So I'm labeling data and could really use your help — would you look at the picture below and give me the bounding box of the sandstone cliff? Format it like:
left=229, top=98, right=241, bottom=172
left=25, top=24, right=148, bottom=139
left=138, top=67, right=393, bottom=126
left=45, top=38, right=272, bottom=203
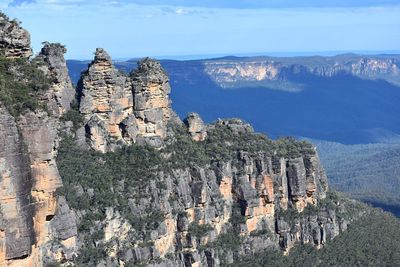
left=0, top=12, right=32, bottom=59
left=78, top=49, right=176, bottom=152
left=0, top=14, right=77, bottom=266
left=35, top=42, right=75, bottom=117
left=202, top=56, right=400, bottom=89
left=0, top=11, right=379, bottom=267
left=56, top=115, right=368, bottom=266
left=0, top=107, right=77, bottom=267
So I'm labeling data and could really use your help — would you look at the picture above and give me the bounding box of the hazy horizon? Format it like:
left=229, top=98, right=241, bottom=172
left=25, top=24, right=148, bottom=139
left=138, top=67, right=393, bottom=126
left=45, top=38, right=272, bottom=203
left=2, top=0, right=400, bottom=59
left=65, top=50, right=400, bottom=61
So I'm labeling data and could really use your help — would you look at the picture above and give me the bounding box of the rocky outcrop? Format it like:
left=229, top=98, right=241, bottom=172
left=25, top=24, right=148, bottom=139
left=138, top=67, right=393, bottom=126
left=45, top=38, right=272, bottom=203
left=78, top=50, right=175, bottom=151
left=79, top=48, right=135, bottom=152
left=0, top=107, right=77, bottom=266
left=35, top=42, right=75, bottom=117
left=184, top=112, right=207, bottom=141
left=203, top=56, right=400, bottom=89
left=0, top=13, right=32, bottom=58
left=131, top=57, right=174, bottom=146
left=59, top=119, right=342, bottom=266
left=0, top=16, right=77, bottom=266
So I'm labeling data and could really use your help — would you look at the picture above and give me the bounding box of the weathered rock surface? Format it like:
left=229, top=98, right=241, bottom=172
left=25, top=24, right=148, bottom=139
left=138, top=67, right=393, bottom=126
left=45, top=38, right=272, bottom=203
left=203, top=56, right=400, bottom=89
left=0, top=17, right=77, bottom=266
left=35, top=42, right=75, bottom=116
left=184, top=112, right=207, bottom=141
left=131, top=57, right=174, bottom=146
left=79, top=48, right=135, bottom=152
left=0, top=13, right=32, bottom=58
left=59, top=119, right=349, bottom=266
left=0, top=107, right=77, bottom=266
left=0, top=104, right=33, bottom=262
left=78, top=50, right=176, bottom=151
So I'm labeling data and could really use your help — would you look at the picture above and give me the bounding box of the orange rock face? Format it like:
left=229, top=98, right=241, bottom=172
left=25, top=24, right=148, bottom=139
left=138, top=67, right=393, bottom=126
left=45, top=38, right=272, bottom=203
left=0, top=109, right=77, bottom=266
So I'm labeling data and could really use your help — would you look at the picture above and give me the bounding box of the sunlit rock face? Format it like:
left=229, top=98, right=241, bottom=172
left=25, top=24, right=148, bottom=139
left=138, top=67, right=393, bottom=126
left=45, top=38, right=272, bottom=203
left=184, top=112, right=207, bottom=141
left=35, top=42, right=76, bottom=117
left=78, top=48, right=135, bottom=152
left=0, top=14, right=77, bottom=266
left=202, top=56, right=400, bottom=90
left=131, top=57, right=174, bottom=146
left=0, top=13, right=32, bottom=59
left=0, top=107, right=77, bottom=267
left=78, top=50, right=176, bottom=152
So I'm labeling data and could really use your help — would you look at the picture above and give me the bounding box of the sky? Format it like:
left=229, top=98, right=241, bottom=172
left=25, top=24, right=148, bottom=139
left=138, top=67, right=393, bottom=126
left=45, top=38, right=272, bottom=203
left=1, top=0, right=400, bottom=59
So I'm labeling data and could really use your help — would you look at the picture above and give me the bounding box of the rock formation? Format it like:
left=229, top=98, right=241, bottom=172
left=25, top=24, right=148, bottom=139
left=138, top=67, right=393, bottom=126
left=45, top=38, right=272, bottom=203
left=0, top=13, right=32, bottom=58
left=203, top=56, right=400, bottom=89
left=0, top=107, right=77, bottom=266
left=79, top=48, right=135, bottom=152
left=0, top=14, right=77, bottom=266
left=35, top=42, right=76, bottom=117
left=184, top=112, right=207, bottom=141
left=131, top=57, right=174, bottom=146
left=0, top=11, right=381, bottom=267
left=78, top=50, right=175, bottom=151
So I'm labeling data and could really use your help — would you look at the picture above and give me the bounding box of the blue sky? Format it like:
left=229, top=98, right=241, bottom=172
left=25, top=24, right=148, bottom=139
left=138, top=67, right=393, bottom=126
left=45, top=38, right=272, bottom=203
left=2, top=0, right=400, bottom=59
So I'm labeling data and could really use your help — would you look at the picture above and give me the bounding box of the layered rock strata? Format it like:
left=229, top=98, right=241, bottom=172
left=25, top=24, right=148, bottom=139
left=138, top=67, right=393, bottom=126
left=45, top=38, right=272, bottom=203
left=0, top=13, right=32, bottom=58
left=184, top=112, right=207, bottom=141
left=0, top=108, right=77, bottom=266
left=0, top=15, right=77, bottom=266
left=63, top=119, right=342, bottom=266
left=203, top=57, right=400, bottom=88
left=78, top=49, right=175, bottom=151
left=79, top=48, right=135, bottom=152
left=35, top=42, right=75, bottom=117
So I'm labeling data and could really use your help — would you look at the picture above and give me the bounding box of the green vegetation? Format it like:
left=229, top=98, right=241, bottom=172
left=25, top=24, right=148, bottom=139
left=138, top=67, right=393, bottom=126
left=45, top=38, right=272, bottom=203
left=60, top=100, right=84, bottom=130
left=211, top=233, right=242, bottom=250
left=0, top=57, right=49, bottom=116
left=314, top=140, right=400, bottom=214
left=56, top=122, right=318, bottom=265
left=57, top=122, right=316, bottom=227
left=232, top=209, right=400, bottom=266
left=164, top=123, right=315, bottom=170
left=188, top=223, right=213, bottom=237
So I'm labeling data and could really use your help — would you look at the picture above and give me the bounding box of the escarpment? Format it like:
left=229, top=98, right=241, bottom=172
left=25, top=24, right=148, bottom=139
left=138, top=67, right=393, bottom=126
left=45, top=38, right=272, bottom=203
left=0, top=14, right=77, bottom=266
left=0, top=108, right=77, bottom=266
left=203, top=56, right=400, bottom=89
left=0, top=11, right=381, bottom=267
left=78, top=49, right=176, bottom=152
left=58, top=113, right=366, bottom=266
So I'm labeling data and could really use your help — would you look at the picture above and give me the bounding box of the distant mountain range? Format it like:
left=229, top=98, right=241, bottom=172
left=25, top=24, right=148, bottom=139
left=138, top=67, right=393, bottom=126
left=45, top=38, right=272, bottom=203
left=68, top=53, right=400, bottom=145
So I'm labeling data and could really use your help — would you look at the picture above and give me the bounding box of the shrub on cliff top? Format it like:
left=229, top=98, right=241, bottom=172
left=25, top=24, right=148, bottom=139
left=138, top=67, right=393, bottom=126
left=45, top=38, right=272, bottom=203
left=0, top=57, right=49, bottom=116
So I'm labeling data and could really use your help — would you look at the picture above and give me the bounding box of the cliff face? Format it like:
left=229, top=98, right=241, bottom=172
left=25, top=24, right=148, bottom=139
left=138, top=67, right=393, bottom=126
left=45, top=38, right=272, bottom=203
left=35, top=42, right=76, bottom=117
left=202, top=56, right=400, bottom=89
left=0, top=104, right=33, bottom=263
left=0, top=11, right=378, bottom=267
left=78, top=49, right=175, bottom=152
left=57, top=114, right=365, bottom=266
left=0, top=108, right=77, bottom=266
left=0, top=14, right=77, bottom=266
left=0, top=13, right=32, bottom=59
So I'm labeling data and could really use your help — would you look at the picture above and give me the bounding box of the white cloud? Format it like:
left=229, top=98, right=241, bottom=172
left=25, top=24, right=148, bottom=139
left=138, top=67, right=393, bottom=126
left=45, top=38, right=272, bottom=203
left=175, top=8, right=187, bottom=15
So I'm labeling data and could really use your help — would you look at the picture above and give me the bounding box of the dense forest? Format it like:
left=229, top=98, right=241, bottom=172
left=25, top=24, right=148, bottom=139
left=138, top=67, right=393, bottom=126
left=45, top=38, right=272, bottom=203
left=314, top=140, right=400, bottom=216
left=233, top=208, right=400, bottom=266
